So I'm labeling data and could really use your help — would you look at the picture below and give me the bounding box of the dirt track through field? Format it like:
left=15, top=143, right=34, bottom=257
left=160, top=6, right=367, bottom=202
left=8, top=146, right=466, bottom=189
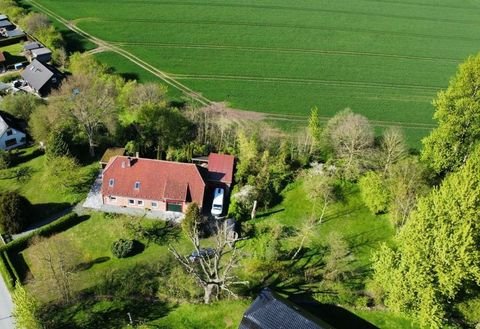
left=26, top=0, right=438, bottom=131
left=27, top=0, right=212, bottom=106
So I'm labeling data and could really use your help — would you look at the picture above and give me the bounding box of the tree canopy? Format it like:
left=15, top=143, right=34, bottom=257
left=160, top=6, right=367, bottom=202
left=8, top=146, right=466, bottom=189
left=372, top=146, right=480, bottom=328
left=422, top=53, right=480, bottom=174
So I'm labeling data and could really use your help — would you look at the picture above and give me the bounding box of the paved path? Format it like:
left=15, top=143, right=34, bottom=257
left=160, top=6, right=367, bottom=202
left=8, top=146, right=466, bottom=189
left=0, top=272, right=14, bottom=329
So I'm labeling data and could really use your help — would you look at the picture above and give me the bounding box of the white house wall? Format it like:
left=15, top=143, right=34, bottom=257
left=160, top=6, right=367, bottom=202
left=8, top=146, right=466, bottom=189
left=0, top=128, right=26, bottom=150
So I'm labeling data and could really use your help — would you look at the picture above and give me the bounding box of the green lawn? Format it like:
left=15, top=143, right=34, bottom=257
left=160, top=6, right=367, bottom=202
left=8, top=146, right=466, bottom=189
left=28, top=0, right=480, bottom=143
left=0, top=147, right=95, bottom=224
left=17, top=177, right=420, bottom=328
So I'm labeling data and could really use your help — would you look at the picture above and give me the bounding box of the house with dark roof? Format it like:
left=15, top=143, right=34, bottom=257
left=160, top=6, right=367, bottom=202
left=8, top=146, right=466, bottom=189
left=21, top=59, right=61, bottom=96
left=101, top=153, right=235, bottom=214
left=0, top=111, right=27, bottom=150
left=239, top=289, right=336, bottom=329
left=29, top=47, right=52, bottom=63
left=23, top=41, right=42, bottom=52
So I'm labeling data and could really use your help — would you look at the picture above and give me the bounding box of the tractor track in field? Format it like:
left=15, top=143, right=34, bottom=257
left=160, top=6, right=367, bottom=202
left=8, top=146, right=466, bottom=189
left=97, top=18, right=480, bottom=43
left=263, top=113, right=436, bottom=129
left=67, top=0, right=480, bottom=25
left=27, top=0, right=438, bottom=132
left=171, top=74, right=441, bottom=92
left=27, top=0, right=212, bottom=106
left=111, top=41, right=460, bottom=64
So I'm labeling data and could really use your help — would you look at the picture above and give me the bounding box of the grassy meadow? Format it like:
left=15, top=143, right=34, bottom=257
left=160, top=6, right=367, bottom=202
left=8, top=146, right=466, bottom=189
left=14, top=179, right=421, bottom=328
left=28, top=0, right=480, bottom=143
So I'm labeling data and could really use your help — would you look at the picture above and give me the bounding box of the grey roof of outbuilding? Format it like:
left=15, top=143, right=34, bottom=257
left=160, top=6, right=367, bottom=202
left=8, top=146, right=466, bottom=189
left=31, top=47, right=52, bottom=56
left=6, top=28, right=24, bottom=38
left=0, top=20, right=13, bottom=28
left=24, top=41, right=42, bottom=51
left=21, top=59, right=54, bottom=91
left=239, top=289, right=336, bottom=329
left=0, top=111, right=26, bottom=136
left=0, top=15, right=8, bottom=21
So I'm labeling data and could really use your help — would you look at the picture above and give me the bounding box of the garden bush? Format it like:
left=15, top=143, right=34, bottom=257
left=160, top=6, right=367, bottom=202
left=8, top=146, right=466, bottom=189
left=111, top=239, right=134, bottom=258
left=0, top=191, right=31, bottom=234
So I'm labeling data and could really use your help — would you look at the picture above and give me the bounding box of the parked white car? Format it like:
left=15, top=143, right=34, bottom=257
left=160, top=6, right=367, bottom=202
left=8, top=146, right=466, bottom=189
left=211, top=187, right=224, bottom=216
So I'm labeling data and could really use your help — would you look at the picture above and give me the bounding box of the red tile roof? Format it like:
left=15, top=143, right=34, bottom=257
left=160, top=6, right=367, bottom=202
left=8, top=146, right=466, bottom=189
left=102, top=156, right=205, bottom=204
left=208, top=153, right=235, bottom=185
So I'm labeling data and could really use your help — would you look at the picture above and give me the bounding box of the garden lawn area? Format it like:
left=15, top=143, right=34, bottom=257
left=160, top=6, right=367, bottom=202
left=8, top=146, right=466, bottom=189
left=21, top=211, right=190, bottom=301
left=149, top=300, right=250, bottom=329
left=30, top=0, right=480, bottom=144
left=18, top=179, right=420, bottom=328
left=0, top=147, right=96, bottom=225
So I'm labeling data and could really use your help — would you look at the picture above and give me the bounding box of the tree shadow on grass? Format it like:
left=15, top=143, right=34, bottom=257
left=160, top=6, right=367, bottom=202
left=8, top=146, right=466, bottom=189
left=75, top=256, right=111, bottom=272
left=9, top=148, right=43, bottom=166
left=256, top=208, right=285, bottom=219
left=289, top=293, right=379, bottom=329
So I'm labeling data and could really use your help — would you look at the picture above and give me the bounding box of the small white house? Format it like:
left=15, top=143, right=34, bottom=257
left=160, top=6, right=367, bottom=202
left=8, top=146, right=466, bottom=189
left=0, top=111, right=26, bottom=151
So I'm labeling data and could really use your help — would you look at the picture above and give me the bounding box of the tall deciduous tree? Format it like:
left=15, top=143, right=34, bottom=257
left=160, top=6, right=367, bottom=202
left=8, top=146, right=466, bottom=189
left=387, top=157, right=428, bottom=227
left=359, top=171, right=390, bottom=215
left=303, top=166, right=336, bottom=224
left=324, top=109, right=374, bottom=180
left=1, top=93, right=43, bottom=122
left=29, top=235, right=82, bottom=303
left=136, top=104, right=194, bottom=159
left=308, top=106, right=322, bottom=154
left=380, top=127, right=407, bottom=175
left=53, top=73, right=117, bottom=156
left=422, top=53, right=480, bottom=174
left=372, top=146, right=480, bottom=328
left=169, top=220, right=247, bottom=304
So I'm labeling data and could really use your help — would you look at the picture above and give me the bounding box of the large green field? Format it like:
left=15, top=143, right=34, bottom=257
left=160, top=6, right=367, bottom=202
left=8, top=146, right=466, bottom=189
left=29, top=0, right=480, bottom=141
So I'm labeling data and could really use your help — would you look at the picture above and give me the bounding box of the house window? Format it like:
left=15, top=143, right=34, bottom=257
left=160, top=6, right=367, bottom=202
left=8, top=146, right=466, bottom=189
left=6, top=129, right=13, bottom=136
left=109, top=196, right=116, bottom=201
left=137, top=200, right=143, bottom=206
left=151, top=202, right=158, bottom=208
left=128, top=199, right=135, bottom=205
left=5, top=138, right=16, bottom=147
left=134, top=181, right=140, bottom=190
left=109, top=178, right=115, bottom=187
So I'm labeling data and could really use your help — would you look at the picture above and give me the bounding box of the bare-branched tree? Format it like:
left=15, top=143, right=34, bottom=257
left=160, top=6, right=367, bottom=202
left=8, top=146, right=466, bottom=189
left=380, top=127, right=407, bottom=175
left=325, top=109, right=374, bottom=179
left=169, top=219, right=247, bottom=304
left=52, top=73, right=117, bottom=156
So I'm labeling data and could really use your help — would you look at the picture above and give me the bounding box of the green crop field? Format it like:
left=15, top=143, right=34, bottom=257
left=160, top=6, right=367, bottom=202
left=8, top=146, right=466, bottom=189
left=28, top=0, right=480, bottom=143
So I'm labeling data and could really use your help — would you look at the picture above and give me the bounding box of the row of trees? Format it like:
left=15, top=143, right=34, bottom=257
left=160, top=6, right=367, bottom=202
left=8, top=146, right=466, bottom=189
left=371, top=53, right=480, bottom=328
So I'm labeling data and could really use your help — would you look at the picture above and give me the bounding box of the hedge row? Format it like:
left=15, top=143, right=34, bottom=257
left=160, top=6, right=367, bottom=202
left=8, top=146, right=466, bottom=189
left=0, top=212, right=85, bottom=253
left=0, top=251, right=14, bottom=290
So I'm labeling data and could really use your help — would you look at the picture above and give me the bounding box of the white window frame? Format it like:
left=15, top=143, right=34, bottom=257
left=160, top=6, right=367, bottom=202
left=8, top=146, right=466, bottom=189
left=128, top=199, right=135, bottom=205
left=109, top=178, right=114, bottom=187
left=134, top=181, right=140, bottom=190
left=137, top=200, right=143, bottom=206
left=151, top=201, right=158, bottom=208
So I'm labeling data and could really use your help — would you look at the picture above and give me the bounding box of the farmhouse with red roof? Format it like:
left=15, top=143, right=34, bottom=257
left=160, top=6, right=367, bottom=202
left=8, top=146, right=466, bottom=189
left=101, top=153, right=234, bottom=214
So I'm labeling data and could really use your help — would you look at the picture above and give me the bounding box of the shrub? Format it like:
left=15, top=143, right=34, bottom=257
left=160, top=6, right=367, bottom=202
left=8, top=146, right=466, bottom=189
left=111, top=239, right=134, bottom=258
left=0, top=191, right=31, bottom=234
left=0, top=150, right=11, bottom=170
left=359, top=171, right=390, bottom=214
